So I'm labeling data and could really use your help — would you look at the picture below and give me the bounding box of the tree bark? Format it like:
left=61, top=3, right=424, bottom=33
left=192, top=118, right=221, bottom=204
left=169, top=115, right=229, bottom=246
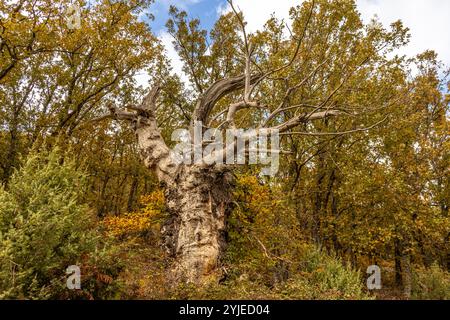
left=401, top=253, right=412, bottom=299
left=162, top=165, right=234, bottom=284
left=394, top=238, right=403, bottom=287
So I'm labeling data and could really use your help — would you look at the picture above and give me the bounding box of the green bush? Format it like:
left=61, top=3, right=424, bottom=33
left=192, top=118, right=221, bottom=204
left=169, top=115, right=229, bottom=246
left=412, top=263, right=450, bottom=300
left=160, top=247, right=371, bottom=300
left=281, top=249, right=371, bottom=300
left=0, top=149, right=123, bottom=299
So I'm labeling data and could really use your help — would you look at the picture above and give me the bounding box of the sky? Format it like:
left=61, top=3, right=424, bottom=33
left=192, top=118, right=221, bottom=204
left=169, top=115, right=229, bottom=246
left=138, top=0, right=450, bottom=86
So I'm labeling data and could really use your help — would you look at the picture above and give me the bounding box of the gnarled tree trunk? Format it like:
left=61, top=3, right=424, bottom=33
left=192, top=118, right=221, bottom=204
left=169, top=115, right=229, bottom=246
left=162, top=166, right=234, bottom=283
left=137, top=126, right=234, bottom=283
left=117, top=87, right=236, bottom=284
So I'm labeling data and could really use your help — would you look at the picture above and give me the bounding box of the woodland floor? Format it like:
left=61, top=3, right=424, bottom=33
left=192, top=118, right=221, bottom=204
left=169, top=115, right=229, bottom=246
left=117, top=239, right=410, bottom=300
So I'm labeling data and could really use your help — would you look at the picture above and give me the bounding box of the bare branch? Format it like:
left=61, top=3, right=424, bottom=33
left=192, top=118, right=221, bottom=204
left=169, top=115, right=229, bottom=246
left=274, top=110, right=342, bottom=133
left=141, top=85, right=161, bottom=113
left=228, top=0, right=249, bottom=54
left=279, top=116, right=388, bottom=136
left=262, top=57, right=331, bottom=127
left=89, top=85, right=162, bottom=125
left=225, top=100, right=266, bottom=128
left=89, top=104, right=137, bottom=124
left=88, top=114, right=114, bottom=123
left=108, top=105, right=138, bottom=122
left=193, top=73, right=262, bottom=124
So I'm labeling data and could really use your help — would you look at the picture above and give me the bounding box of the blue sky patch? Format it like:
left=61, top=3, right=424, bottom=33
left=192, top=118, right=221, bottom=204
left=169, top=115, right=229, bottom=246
left=149, top=0, right=225, bottom=35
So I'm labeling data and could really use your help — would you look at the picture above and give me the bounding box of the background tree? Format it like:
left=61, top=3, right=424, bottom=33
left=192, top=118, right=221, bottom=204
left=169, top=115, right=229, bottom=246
left=0, top=0, right=163, bottom=214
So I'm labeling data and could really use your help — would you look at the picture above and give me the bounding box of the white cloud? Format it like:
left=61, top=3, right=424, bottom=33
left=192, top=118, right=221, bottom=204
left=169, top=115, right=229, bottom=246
left=158, top=30, right=186, bottom=79
left=217, top=0, right=295, bottom=33
left=220, top=0, right=450, bottom=66
left=134, top=71, right=151, bottom=88
left=139, top=0, right=450, bottom=88
left=357, top=0, right=450, bottom=65
left=135, top=31, right=189, bottom=88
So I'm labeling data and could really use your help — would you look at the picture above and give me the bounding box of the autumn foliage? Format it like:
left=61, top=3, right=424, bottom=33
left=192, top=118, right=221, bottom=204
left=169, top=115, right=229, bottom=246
left=0, top=0, right=448, bottom=300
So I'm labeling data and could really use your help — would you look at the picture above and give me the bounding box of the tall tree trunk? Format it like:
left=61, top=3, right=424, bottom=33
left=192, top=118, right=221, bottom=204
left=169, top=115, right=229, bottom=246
left=394, top=238, right=403, bottom=287
left=312, top=152, right=326, bottom=246
left=126, top=91, right=235, bottom=284
left=446, top=232, right=450, bottom=273
left=395, top=235, right=412, bottom=298
left=127, top=175, right=139, bottom=212
left=162, top=166, right=234, bottom=284
left=401, top=253, right=412, bottom=298
left=2, top=116, right=19, bottom=182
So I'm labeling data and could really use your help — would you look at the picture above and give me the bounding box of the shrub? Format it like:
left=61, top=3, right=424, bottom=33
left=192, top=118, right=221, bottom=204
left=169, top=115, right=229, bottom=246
left=283, top=249, right=371, bottom=300
left=412, top=263, right=450, bottom=300
left=0, top=149, right=123, bottom=299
